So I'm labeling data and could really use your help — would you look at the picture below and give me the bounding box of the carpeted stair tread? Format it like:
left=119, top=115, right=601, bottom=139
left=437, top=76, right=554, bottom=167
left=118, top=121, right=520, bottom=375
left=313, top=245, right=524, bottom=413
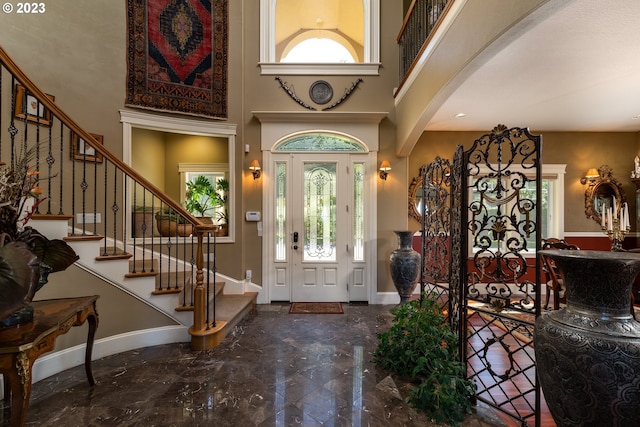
left=175, top=281, right=226, bottom=311
left=156, top=271, right=192, bottom=289
left=215, top=293, right=257, bottom=330
left=129, top=258, right=159, bottom=272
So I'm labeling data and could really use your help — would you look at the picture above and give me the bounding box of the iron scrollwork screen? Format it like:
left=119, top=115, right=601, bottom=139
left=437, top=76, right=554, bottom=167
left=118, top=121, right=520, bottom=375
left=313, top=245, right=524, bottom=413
left=460, top=124, right=543, bottom=426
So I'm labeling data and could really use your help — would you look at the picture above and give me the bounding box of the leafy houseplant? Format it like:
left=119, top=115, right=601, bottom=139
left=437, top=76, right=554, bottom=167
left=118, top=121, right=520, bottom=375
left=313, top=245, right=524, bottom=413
left=185, top=175, right=219, bottom=221
left=374, top=296, right=476, bottom=426
left=214, top=178, right=229, bottom=236
left=0, top=150, right=79, bottom=325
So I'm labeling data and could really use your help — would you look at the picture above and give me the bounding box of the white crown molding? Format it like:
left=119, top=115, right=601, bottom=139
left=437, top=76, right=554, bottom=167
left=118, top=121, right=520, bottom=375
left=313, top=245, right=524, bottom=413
left=252, top=111, right=387, bottom=124
left=259, top=63, right=381, bottom=76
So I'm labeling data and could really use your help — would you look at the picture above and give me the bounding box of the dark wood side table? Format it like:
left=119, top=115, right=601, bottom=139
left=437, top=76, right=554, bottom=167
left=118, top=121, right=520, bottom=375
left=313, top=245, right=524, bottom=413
left=0, top=296, right=99, bottom=427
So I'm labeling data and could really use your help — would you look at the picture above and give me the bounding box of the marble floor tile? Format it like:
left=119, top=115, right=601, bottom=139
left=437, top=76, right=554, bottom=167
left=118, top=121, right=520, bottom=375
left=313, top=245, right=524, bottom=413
left=4, top=303, right=506, bottom=426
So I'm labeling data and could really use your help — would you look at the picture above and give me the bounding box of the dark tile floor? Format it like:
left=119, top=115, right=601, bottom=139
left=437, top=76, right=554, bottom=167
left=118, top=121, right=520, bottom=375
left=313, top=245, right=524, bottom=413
left=15, top=303, right=506, bottom=426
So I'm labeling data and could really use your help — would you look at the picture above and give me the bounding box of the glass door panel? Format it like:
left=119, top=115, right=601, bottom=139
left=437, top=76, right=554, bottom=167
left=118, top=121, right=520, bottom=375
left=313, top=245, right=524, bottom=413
left=303, top=163, right=337, bottom=262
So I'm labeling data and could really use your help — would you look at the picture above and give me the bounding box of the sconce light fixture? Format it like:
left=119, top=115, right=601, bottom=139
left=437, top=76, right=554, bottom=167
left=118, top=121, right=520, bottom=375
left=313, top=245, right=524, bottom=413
left=249, top=159, right=262, bottom=180
left=379, top=160, right=391, bottom=180
left=580, top=167, right=600, bottom=186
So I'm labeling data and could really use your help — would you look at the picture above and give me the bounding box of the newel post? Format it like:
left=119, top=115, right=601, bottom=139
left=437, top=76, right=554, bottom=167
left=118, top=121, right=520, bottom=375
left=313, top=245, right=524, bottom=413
left=192, top=229, right=207, bottom=331
left=189, top=223, right=225, bottom=350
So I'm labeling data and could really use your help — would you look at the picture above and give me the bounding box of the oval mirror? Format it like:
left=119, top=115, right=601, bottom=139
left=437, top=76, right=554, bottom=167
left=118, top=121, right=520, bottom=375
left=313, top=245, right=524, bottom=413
left=408, top=165, right=427, bottom=222
left=581, top=165, right=625, bottom=225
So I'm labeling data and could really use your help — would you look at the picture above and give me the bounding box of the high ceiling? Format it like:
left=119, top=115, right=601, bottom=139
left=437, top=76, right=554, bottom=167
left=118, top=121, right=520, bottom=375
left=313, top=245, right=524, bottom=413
left=425, top=0, right=640, bottom=133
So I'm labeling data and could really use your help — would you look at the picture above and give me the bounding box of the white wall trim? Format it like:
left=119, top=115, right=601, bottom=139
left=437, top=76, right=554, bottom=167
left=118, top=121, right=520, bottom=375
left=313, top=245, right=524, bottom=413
left=259, top=63, right=381, bottom=76
left=254, top=113, right=383, bottom=304
left=376, top=292, right=402, bottom=305
left=120, top=109, right=237, bottom=136
left=259, top=0, right=380, bottom=75
left=32, top=326, right=188, bottom=383
left=120, top=109, right=237, bottom=244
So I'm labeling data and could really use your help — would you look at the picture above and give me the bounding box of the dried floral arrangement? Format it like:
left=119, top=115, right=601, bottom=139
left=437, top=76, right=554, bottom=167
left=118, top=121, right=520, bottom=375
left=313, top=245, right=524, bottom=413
left=0, top=146, right=79, bottom=325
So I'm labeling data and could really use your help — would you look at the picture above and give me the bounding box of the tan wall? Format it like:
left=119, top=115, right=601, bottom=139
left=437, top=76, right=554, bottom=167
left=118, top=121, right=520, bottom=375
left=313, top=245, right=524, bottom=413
left=132, top=128, right=166, bottom=207
left=394, top=0, right=549, bottom=155
left=164, top=133, right=229, bottom=201
left=9, top=2, right=631, bottom=312
left=0, top=1, right=127, bottom=159
left=241, top=1, right=405, bottom=294
left=131, top=129, right=228, bottom=206
left=0, top=1, right=245, bottom=349
left=36, top=265, right=177, bottom=349
left=409, top=130, right=640, bottom=235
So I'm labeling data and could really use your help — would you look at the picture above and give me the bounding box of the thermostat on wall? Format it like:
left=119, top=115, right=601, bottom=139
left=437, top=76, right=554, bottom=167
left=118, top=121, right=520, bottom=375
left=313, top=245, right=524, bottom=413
left=245, top=211, right=261, bottom=222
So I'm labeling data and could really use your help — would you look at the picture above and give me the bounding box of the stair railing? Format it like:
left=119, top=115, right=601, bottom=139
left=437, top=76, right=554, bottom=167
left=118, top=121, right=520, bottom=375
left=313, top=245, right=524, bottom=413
left=0, top=44, right=219, bottom=348
left=397, top=0, right=452, bottom=90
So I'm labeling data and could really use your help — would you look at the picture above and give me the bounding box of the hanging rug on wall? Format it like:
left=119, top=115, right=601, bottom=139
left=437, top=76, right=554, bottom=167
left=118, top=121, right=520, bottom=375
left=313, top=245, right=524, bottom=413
left=126, top=0, right=228, bottom=119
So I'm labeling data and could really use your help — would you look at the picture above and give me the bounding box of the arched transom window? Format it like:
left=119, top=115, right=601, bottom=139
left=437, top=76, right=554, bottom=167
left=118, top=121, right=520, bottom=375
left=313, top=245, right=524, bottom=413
left=274, top=132, right=367, bottom=152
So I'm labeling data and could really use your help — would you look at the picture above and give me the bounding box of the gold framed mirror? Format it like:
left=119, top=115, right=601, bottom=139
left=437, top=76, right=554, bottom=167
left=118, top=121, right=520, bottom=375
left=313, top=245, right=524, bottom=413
left=408, top=165, right=427, bottom=222
left=580, top=164, right=626, bottom=224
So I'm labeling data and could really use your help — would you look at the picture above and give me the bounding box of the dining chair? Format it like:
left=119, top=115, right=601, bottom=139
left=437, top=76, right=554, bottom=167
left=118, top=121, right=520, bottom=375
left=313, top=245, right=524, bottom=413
left=541, top=238, right=579, bottom=310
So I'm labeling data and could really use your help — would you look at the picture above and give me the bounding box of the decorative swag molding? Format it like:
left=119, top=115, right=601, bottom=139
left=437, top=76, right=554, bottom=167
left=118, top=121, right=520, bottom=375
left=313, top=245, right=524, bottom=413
left=126, top=0, right=228, bottom=119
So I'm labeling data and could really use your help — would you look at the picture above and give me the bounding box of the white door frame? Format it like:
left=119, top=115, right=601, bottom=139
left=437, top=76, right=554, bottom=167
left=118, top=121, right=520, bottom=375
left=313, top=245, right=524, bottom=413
left=253, top=111, right=386, bottom=304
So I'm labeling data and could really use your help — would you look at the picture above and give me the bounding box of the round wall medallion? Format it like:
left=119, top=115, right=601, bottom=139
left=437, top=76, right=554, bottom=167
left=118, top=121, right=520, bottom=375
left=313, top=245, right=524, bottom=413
left=309, top=80, right=333, bottom=104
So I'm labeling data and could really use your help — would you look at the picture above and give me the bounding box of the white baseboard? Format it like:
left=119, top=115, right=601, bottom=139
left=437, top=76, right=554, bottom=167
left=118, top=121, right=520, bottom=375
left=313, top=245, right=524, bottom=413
left=32, top=325, right=188, bottom=383
left=375, top=292, right=402, bottom=305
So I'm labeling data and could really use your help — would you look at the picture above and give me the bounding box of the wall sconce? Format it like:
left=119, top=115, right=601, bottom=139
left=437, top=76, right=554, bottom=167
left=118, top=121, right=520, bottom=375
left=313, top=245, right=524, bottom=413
left=379, top=160, right=391, bottom=180
left=580, top=168, right=600, bottom=186
left=249, top=159, right=262, bottom=180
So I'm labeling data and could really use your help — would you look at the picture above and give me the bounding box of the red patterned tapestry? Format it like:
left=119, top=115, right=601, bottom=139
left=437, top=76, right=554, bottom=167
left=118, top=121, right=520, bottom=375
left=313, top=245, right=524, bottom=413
left=126, top=0, right=227, bottom=119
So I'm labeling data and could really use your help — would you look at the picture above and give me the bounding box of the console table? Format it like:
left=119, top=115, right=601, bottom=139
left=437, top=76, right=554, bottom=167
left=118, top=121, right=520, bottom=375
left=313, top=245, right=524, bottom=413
left=0, top=296, right=99, bottom=427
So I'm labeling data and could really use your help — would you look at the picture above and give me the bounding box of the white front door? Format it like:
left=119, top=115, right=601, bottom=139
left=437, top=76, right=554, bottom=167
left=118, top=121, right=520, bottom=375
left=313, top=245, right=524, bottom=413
left=268, top=152, right=372, bottom=302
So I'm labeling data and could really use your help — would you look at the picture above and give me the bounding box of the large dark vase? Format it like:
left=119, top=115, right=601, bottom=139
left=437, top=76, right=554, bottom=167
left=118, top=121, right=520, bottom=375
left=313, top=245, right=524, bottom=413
left=535, top=250, right=640, bottom=427
left=389, top=231, right=420, bottom=304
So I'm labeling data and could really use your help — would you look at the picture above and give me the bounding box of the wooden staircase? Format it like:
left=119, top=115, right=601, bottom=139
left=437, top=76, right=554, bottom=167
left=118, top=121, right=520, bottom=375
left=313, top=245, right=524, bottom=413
left=30, top=217, right=257, bottom=345
left=0, top=42, right=251, bottom=352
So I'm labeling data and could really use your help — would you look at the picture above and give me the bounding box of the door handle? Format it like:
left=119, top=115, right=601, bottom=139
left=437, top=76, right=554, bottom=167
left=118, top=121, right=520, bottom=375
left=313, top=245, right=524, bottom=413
left=292, top=231, right=299, bottom=250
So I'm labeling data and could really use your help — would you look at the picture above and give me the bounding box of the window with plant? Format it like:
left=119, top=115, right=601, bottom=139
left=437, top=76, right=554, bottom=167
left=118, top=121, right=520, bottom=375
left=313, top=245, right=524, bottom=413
left=185, top=175, right=219, bottom=218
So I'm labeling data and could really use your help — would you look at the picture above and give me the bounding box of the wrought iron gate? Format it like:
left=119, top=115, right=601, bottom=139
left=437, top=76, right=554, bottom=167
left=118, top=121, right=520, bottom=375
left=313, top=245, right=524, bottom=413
left=420, top=125, right=543, bottom=426
left=416, top=156, right=453, bottom=309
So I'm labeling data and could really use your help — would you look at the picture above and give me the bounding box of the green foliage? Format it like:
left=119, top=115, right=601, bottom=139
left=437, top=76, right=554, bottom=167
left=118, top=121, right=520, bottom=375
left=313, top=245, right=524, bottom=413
left=185, top=176, right=219, bottom=217
left=374, top=296, right=476, bottom=426
left=215, top=178, right=229, bottom=225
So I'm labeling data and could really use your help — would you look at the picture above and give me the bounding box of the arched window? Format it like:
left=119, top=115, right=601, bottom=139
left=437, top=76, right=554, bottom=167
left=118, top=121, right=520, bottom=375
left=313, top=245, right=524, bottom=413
left=282, top=38, right=356, bottom=63
left=260, top=0, right=380, bottom=75
left=273, top=132, right=367, bottom=152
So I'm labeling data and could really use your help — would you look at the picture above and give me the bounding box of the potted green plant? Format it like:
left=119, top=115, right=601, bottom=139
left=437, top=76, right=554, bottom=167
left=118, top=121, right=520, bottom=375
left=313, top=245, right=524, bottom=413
left=185, top=176, right=219, bottom=224
left=155, top=207, right=193, bottom=237
left=214, top=178, right=229, bottom=236
left=373, top=295, right=476, bottom=426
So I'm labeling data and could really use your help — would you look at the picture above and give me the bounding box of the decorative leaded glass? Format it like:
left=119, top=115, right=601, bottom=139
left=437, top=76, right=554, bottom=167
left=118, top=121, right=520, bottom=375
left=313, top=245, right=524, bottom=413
left=353, top=163, right=364, bottom=261
left=274, top=133, right=366, bottom=152
left=304, top=163, right=337, bottom=261
left=275, top=162, right=286, bottom=260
